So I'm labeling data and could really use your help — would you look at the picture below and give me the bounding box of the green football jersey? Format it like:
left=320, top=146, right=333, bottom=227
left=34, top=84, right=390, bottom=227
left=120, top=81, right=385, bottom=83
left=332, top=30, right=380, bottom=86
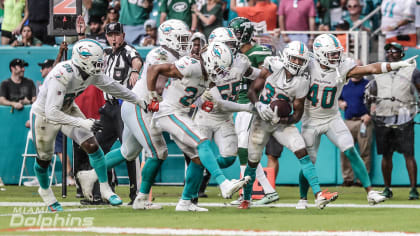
left=237, top=44, right=272, bottom=104
left=119, top=0, right=150, bottom=26
left=160, top=0, right=195, bottom=27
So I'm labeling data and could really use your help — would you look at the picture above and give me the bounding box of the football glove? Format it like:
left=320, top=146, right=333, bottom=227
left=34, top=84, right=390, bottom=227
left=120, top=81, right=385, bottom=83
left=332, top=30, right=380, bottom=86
left=201, top=100, right=214, bottom=112
left=254, top=102, right=274, bottom=121
left=390, top=55, right=418, bottom=71
left=80, top=119, right=104, bottom=133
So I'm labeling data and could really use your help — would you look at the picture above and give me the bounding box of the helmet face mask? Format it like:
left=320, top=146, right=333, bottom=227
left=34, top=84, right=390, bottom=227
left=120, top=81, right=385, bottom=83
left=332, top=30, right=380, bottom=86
left=283, top=41, right=309, bottom=75
left=208, top=27, right=239, bottom=56
left=228, top=17, right=254, bottom=46
left=201, top=42, right=233, bottom=82
left=158, top=19, right=192, bottom=56
left=72, top=39, right=104, bottom=75
left=313, top=34, right=344, bottom=69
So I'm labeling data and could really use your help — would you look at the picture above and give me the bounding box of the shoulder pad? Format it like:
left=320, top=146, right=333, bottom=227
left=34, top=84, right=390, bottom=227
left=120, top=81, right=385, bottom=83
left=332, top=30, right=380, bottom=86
left=263, top=56, right=283, bottom=73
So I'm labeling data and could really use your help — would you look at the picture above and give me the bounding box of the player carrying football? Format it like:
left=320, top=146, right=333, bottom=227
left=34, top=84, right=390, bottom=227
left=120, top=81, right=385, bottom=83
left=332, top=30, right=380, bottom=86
left=240, top=41, right=339, bottom=209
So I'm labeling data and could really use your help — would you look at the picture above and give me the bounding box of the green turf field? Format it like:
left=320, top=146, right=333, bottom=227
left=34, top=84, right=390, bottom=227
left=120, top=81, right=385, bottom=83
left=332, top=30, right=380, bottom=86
left=0, top=185, right=420, bottom=235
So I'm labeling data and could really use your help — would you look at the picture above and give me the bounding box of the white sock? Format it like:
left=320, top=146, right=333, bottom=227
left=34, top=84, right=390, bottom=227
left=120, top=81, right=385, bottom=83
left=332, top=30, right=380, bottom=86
left=256, top=163, right=275, bottom=194
left=240, top=165, right=246, bottom=178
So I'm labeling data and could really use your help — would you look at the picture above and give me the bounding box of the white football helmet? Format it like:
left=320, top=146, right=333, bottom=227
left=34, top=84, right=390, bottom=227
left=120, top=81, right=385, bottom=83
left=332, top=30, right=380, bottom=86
left=282, top=41, right=310, bottom=75
left=201, top=42, right=233, bottom=82
left=313, top=34, right=344, bottom=69
left=71, top=39, right=104, bottom=75
left=208, top=27, right=239, bottom=56
left=158, top=19, right=192, bottom=56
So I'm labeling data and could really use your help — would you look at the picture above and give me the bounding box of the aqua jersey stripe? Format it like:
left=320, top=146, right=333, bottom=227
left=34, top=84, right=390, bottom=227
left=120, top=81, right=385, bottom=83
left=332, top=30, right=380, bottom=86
left=327, top=34, right=339, bottom=48
left=135, top=106, right=158, bottom=158
left=168, top=115, right=201, bottom=143
left=300, top=42, right=304, bottom=55
left=78, top=39, right=104, bottom=50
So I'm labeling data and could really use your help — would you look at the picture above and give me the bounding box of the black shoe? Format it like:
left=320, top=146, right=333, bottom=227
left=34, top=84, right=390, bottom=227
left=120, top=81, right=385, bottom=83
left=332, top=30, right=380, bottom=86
left=198, top=192, right=208, bottom=198
left=80, top=198, right=108, bottom=205
left=191, top=197, right=198, bottom=205
left=128, top=199, right=134, bottom=205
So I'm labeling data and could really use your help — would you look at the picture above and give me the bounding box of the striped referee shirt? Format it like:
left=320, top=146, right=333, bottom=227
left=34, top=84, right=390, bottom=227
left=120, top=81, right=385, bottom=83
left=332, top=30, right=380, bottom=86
left=103, top=42, right=142, bottom=101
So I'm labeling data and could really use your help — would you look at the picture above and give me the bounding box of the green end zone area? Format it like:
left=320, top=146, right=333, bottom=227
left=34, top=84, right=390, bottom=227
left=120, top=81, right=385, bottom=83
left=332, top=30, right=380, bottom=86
left=0, top=186, right=419, bottom=235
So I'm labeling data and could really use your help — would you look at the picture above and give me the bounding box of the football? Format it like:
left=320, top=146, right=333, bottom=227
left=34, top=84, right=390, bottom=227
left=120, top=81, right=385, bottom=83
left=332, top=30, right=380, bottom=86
left=270, top=99, right=291, bottom=117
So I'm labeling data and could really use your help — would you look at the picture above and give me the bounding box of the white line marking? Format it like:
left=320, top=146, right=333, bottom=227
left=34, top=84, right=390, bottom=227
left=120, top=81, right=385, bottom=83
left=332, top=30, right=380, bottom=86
left=5, top=227, right=420, bottom=236
left=1, top=202, right=420, bottom=209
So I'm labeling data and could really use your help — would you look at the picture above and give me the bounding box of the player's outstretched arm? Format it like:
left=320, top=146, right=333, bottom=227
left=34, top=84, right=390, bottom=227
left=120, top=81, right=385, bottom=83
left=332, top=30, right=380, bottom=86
left=347, top=56, right=418, bottom=79
left=204, top=87, right=253, bottom=113
left=94, top=74, right=144, bottom=106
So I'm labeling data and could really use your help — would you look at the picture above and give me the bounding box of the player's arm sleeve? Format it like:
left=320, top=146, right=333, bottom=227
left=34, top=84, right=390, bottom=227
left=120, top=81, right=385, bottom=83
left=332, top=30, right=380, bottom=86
left=44, top=79, right=84, bottom=127
left=210, top=87, right=252, bottom=112
left=341, top=58, right=357, bottom=81
left=94, top=74, right=140, bottom=104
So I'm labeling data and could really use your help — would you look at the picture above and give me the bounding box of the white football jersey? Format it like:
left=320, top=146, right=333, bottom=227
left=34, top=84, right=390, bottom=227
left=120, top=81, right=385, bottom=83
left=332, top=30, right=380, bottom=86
left=381, top=0, right=416, bottom=38
left=302, top=58, right=356, bottom=124
left=258, top=65, right=310, bottom=106
left=155, top=56, right=210, bottom=117
left=132, top=46, right=178, bottom=101
left=204, top=54, right=250, bottom=120
left=32, top=60, right=138, bottom=127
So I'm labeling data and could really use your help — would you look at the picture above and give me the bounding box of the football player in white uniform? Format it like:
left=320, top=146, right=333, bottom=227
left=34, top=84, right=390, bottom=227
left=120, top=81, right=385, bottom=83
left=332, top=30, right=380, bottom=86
left=241, top=41, right=339, bottom=209
left=30, top=39, right=145, bottom=211
left=189, top=27, right=260, bottom=201
left=76, top=19, right=191, bottom=210
left=297, top=34, right=417, bottom=209
left=148, top=42, right=251, bottom=211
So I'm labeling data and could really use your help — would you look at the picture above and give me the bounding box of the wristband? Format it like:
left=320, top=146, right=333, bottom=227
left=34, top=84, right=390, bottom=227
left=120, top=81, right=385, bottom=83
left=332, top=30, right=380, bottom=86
left=78, top=33, right=85, bottom=36
left=381, top=63, right=389, bottom=73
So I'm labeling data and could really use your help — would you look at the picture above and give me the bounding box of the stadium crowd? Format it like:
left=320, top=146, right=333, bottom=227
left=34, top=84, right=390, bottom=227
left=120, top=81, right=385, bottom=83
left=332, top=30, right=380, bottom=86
left=0, top=0, right=419, bottom=211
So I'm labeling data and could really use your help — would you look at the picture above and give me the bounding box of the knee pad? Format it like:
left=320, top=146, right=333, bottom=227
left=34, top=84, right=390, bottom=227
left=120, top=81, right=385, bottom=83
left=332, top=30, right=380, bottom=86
left=250, top=129, right=265, bottom=145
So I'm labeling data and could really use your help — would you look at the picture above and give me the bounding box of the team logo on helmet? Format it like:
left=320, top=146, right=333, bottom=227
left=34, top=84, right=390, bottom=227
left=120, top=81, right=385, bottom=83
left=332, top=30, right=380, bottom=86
left=76, top=47, right=93, bottom=59
left=162, top=25, right=174, bottom=34
left=211, top=45, right=222, bottom=58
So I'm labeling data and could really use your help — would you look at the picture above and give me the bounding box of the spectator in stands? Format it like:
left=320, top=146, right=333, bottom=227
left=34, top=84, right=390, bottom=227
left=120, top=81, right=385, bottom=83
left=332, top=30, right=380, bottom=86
left=343, top=0, right=371, bottom=32
left=103, top=6, right=119, bottom=28
left=278, top=0, right=316, bottom=47
left=1, top=0, right=28, bottom=45
left=416, top=0, right=420, bottom=46
left=140, top=19, right=158, bottom=46
left=381, top=0, right=417, bottom=47
left=118, top=0, right=153, bottom=45
left=160, top=0, right=197, bottom=30
left=230, top=0, right=277, bottom=31
left=87, top=16, right=107, bottom=47
left=85, top=0, right=109, bottom=19
left=10, top=25, right=42, bottom=46
left=317, top=0, right=343, bottom=31
left=373, top=42, right=420, bottom=200
left=0, top=58, right=35, bottom=110
left=26, top=0, right=55, bottom=45
left=338, top=71, right=372, bottom=187
left=335, top=19, right=350, bottom=51
left=194, top=0, right=223, bottom=38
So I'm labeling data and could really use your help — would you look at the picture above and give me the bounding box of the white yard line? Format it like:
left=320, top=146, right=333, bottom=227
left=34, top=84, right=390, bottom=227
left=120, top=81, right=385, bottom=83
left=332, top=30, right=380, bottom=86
left=3, top=227, right=420, bottom=236
left=1, top=202, right=420, bottom=209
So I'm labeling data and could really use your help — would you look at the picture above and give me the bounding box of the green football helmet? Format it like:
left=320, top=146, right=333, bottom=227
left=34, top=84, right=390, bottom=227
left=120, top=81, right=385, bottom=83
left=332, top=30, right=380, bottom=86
left=228, top=17, right=254, bottom=46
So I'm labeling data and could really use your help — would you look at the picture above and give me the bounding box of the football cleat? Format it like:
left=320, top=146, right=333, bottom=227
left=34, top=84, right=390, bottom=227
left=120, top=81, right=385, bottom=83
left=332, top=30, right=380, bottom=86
left=133, top=194, right=162, bottom=210
left=315, top=189, right=338, bottom=210
left=38, top=187, right=63, bottom=212
left=175, top=199, right=208, bottom=212
left=219, top=176, right=251, bottom=199
left=296, top=199, right=308, bottom=210
left=409, top=188, right=419, bottom=200
left=100, top=183, right=122, bottom=206
left=77, top=169, right=98, bottom=201
left=238, top=200, right=251, bottom=209
left=367, top=190, right=386, bottom=205
left=230, top=195, right=244, bottom=205
left=254, top=192, right=279, bottom=205
left=381, top=187, right=393, bottom=199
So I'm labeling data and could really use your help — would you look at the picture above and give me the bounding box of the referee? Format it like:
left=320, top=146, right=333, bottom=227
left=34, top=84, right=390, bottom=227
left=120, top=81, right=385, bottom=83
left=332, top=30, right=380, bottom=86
left=97, top=22, right=143, bottom=204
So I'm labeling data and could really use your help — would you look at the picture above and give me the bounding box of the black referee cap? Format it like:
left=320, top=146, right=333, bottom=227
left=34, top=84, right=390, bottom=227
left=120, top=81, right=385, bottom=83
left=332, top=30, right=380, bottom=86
left=105, top=22, right=124, bottom=34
